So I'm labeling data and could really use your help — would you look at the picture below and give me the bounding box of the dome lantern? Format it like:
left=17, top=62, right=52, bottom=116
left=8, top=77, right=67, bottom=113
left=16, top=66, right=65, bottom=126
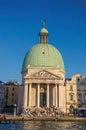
left=39, top=21, right=49, bottom=44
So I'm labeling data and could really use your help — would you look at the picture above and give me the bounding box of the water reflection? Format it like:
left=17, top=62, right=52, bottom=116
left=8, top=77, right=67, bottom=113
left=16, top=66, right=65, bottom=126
left=0, top=121, right=86, bottom=130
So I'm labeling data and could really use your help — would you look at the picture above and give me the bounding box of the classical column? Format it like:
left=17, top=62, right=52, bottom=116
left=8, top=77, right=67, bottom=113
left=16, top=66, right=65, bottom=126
left=29, top=83, right=32, bottom=107
left=57, top=84, right=59, bottom=107
left=37, top=84, right=40, bottom=107
left=55, top=84, right=57, bottom=107
left=47, top=84, right=49, bottom=107
left=23, top=83, right=28, bottom=109
left=59, top=85, right=62, bottom=108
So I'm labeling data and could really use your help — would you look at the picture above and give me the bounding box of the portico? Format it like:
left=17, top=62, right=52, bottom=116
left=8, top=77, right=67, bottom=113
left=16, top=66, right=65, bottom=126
left=23, top=82, right=62, bottom=109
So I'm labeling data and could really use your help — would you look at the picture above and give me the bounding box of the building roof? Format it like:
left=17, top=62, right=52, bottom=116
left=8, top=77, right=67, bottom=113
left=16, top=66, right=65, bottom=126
left=4, top=81, right=19, bottom=86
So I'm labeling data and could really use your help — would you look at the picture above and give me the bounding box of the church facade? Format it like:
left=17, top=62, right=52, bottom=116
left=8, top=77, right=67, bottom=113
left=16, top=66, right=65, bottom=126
left=18, top=23, right=86, bottom=114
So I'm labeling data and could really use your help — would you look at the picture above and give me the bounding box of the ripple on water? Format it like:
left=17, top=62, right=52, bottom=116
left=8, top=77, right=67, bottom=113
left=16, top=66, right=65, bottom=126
left=0, top=121, right=86, bottom=130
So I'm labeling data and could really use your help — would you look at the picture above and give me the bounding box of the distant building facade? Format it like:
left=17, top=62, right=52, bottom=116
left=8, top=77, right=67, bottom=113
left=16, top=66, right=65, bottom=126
left=65, top=74, right=86, bottom=113
left=76, top=74, right=86, bottom=108
left=4, top=81, right=19, bottom=107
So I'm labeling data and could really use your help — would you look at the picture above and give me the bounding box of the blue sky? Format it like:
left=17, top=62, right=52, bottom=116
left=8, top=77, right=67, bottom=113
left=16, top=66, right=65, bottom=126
left=0, top=0, right=86, bottom=83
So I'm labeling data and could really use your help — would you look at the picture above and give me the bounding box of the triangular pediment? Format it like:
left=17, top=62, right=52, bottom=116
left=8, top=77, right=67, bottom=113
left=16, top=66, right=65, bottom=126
left=30, top=70, right=61, bottom=80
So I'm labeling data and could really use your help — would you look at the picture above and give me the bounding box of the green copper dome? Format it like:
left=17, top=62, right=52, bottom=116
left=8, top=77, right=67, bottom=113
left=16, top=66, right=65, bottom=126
left=22, top=43, right=65, bottom=71
left=22, top=22, right=65, bottom=71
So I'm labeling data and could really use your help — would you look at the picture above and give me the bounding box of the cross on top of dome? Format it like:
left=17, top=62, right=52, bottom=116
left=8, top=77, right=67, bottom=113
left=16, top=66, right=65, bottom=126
left=39, top=21, right=49, bottom=43
left=42, top=20, right=46, bottom=28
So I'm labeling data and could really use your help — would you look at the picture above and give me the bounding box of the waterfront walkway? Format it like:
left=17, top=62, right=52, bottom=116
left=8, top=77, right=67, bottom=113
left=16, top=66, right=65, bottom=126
left=0, top=114, right=86, bottom=122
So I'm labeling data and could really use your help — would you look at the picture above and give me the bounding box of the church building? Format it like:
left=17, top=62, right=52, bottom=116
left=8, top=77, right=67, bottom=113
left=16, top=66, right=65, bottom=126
left=18, top=22, right=81, bottom=114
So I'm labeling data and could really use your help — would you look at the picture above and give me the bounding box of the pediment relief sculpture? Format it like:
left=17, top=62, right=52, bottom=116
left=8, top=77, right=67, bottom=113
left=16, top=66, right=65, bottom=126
left=30, top=70, right=62, bottom=80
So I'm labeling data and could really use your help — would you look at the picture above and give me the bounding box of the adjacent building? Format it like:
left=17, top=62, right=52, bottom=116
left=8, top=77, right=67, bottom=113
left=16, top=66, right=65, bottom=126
left=65, top=75, right=78, bottom=113
left=65, top=74, right=86, bottom=113
left=4, top=81, right=19, bottom=107
left=76, top=74, right=86, bottom=108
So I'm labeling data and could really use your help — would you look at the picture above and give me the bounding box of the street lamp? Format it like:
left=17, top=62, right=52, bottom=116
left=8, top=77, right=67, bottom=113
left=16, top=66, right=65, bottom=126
left=14, top=104, right=16, bottom=118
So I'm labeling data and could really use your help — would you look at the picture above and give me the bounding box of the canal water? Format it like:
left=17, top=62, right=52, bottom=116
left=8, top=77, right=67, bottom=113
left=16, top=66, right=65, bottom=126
left=0, top=121, right=86, bottom=130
